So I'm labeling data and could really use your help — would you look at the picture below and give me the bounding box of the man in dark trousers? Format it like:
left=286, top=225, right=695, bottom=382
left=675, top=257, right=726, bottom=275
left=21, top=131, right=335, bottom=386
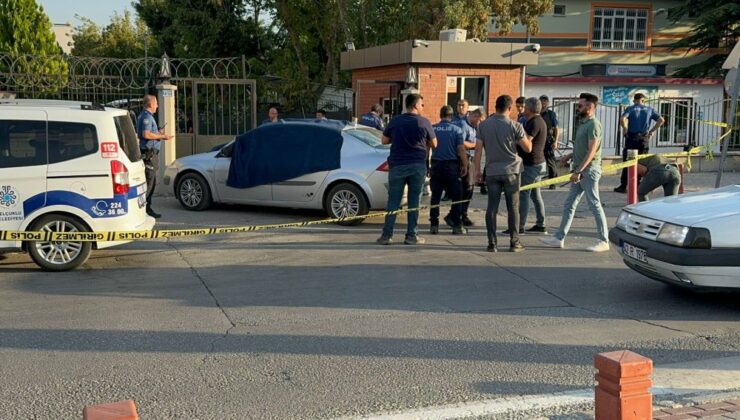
left=539, top=95, right=560, bottom=190
left=472, top=95, right=532, bottom=253
left=377, top=94, right=437, bottom=245
left=452, top=100, right=477, bottom=226
left=614, top=93, right=665, bottom=193
left=430, top=105, right=468, bottom=235
left=136, top=94, right=172, bottom=219
left=636, top=155, right=681, bottom=202
left=359, top=104, right=385, bottom=130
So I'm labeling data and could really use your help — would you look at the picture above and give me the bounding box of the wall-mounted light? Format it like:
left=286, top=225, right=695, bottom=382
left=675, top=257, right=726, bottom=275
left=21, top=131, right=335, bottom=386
left=412, top=40, right=430, bottom=48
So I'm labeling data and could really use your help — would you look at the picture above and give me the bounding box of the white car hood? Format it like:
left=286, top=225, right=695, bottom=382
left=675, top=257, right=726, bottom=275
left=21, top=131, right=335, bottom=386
left=628, top=184, right=740, bottom=226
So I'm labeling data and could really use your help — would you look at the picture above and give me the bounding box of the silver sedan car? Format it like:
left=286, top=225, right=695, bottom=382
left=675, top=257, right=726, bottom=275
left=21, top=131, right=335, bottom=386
left=163, top=121, right=392, bottom=225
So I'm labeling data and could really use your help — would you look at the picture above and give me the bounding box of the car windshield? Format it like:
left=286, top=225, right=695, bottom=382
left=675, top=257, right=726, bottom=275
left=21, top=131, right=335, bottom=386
left=345, top=127, right=388, bottom=149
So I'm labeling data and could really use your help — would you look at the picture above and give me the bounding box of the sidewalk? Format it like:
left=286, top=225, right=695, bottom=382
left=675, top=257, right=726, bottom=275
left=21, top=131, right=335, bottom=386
left=654, top=398, right=740, bottom=419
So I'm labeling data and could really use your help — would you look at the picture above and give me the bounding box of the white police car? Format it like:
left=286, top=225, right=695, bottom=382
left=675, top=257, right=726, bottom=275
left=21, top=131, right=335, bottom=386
left=0, top=100, right=155, bottom=271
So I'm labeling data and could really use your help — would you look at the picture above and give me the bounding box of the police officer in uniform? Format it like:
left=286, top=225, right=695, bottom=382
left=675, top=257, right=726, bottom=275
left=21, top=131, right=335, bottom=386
left=539, top=95, right=560, bottom=190
left=452, top=100, right=477, bottom=226
left=636, top=155, right=681, bottom=202
left=137, top=94, right=172, bottom=219
left=614, top=93, right=665, bottom=193
left=358, top=104, right=385, bottom=130
left=430, top=105, right=468, bottom=235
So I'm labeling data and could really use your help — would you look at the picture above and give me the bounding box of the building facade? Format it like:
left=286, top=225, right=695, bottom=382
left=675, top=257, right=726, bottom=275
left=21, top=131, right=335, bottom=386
left=489, top=0, right=728, bottom=154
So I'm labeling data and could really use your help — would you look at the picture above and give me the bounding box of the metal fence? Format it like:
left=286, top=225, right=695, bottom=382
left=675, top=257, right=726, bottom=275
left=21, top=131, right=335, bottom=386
left=549, top=97, right=737, bottom=155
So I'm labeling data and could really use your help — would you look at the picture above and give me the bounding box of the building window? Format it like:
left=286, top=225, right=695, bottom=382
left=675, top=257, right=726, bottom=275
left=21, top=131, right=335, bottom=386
left=591, top=7, right=648, bottom=51
left=553, top=4, right=566, bottom=16
left=446, top=77, right=488, bottom=111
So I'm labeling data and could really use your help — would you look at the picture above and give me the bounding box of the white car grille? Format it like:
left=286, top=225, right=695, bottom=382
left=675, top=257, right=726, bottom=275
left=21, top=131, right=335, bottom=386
left=624, top=213, right=664, bottom=241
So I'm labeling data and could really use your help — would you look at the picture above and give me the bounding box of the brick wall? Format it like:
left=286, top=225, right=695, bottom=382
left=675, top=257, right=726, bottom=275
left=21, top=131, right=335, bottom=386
left=351, top=64, right=524, bottom=121
left=351, top=65, right=407, bottom=117
left=417, top=64, right=523, bottom=121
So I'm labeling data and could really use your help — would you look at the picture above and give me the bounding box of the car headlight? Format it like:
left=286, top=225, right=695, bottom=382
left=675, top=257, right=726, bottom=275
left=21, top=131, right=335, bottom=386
left=616, top=211, right=630, bottom=230
left=657, top=224, right=711, bottom=249
left=657, top=223, right=689, bottom=246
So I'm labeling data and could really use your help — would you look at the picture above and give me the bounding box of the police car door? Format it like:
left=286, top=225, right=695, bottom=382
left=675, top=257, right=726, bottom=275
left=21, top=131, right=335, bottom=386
left=0, top=112, right=48, bottom=248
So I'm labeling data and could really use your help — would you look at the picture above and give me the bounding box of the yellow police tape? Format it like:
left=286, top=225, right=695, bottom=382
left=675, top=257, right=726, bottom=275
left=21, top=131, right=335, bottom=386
left=1, top=124, right=733, bottom=242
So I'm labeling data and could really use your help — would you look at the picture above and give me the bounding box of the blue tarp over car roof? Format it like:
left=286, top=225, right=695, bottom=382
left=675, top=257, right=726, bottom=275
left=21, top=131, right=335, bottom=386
left=226, top=121, right=343, bottom=189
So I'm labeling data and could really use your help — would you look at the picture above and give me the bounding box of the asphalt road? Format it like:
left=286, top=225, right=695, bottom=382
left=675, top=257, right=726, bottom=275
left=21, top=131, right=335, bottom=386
left=1, top=173, right=739, bottom=419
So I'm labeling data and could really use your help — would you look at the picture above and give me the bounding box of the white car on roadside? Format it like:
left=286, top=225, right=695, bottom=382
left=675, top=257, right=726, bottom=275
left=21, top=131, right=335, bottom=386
left=609, top=184, right=740, bottom=290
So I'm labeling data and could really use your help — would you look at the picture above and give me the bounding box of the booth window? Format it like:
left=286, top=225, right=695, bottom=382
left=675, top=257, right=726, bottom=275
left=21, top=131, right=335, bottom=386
left=446, top=77, right=488, bottom=111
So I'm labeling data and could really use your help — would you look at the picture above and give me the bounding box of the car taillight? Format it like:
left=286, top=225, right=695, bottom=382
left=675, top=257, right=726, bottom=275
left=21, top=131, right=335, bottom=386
left=376, top=161, right=389, bottom=172
left=111, top=160, right=130, bottom=195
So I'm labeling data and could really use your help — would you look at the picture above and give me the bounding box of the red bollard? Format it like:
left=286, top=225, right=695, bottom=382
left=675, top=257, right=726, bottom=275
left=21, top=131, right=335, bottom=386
left=627, top=149, right=638, bottom=205
left=83, top=400, right=139, bottom=420
left=595, top=350, right=653, bottom=420
left=678, top=163, right=685, bottom=194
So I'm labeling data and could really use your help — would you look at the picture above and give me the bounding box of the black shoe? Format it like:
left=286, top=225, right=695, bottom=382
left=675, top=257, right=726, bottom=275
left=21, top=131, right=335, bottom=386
left=452, top=225, right=466, bottom=235
left=613, top=186, right=627, bottom=193
left=510, top=241, right=525, bottom=252
left=502, top=228, right=520, bottom=235
left=146, top=209, right=162, bottom=219
left=525, top=225, right=547, bottom=234
left=430, top=225, right=439, bottom=234
left=548, top=185, right=556, bottom=190
left=461, top=216, right=474, bottom=227
left=444, top=214, right=455, bottom=228
left=480, top=186, right=488, bottom=195
left=487, top=243, right=498, bottom=253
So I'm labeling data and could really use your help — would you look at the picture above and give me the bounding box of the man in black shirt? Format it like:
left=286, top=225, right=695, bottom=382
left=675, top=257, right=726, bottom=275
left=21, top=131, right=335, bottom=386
left=539, top=95, right=560, bottom=190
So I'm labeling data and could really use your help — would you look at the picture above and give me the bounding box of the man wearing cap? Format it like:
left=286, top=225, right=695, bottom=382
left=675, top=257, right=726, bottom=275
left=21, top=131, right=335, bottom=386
left=539, top=95, right=560, bottom=190
left=614, top=93, right=665, bottom=193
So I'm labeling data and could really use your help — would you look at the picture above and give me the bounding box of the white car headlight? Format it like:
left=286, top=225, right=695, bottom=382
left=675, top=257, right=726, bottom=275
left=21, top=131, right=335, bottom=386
left=616, top=211, right=630, bottom=230
left=657, top=223, right=689, bottom=246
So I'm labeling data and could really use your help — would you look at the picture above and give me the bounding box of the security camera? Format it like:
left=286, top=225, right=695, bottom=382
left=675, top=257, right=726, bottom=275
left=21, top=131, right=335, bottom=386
left=412, top=39, right=430, bottom=48
left=528, top=43, right=541, bottom=53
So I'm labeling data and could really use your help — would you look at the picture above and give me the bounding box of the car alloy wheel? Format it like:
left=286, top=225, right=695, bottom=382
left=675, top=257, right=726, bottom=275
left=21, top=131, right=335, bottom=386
left=180, top=178, right=204, bottom=208
left=331, top=189, right=360, bottom=219
left=34, top=220, right=84, bottom=265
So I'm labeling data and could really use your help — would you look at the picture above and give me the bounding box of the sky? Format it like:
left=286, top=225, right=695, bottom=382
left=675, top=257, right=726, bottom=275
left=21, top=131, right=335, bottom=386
left=38, top=0, right=133, bottom=26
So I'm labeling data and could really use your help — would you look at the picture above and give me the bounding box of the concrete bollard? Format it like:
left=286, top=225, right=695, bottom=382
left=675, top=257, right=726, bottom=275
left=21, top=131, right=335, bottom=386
left=595, top=350, right=653, bottom=420
left=626, top=149, right=639, bottom=205
left=83, top=400, right=139, bottom=420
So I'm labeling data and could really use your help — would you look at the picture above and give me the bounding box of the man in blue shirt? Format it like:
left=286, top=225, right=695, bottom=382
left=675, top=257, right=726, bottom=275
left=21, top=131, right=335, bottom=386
left=614, top=93, right=665, bottom=193
left=452, top=102, right=478, bottom=227
left=516, top=96, right=527, bottom=125
left=377, top=94, right=437, bottom=245
left=137, top=94, right=172, bottom=219
left=430, top=105, right=468, bottom=235
left=358, top=104, right=385, bottom=130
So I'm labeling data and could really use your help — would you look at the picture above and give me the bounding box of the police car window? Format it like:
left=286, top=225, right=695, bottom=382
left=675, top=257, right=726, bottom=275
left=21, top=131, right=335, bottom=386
left=346, top=128, right=388, bottom=149
left=47, top=122, right=98, bottom=164
left=0, top=120, right=47, bottom=168
left=114, top=115, right=142, bottom=162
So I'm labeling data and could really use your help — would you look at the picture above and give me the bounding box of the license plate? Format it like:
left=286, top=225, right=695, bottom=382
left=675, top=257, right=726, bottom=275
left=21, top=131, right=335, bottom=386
left=137, top=194, right=147, bottom=208
left=623, top=242, right=647, bottom=263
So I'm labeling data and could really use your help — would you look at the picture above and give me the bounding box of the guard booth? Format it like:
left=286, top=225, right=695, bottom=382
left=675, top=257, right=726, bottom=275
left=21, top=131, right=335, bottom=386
left=340, top=35, right=539, bottom=122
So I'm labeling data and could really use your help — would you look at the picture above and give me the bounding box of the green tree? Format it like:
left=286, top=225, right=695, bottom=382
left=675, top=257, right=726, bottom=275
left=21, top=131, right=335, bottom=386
left=71, top=10, right=159, bottom=58
left=666, top=1, right=739, bottom=77
left=0, top=0, right=67, bottom=92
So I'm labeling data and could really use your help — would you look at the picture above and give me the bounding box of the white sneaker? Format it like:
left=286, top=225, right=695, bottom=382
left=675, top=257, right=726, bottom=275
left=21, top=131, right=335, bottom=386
left=586, top=241, right=610, bottom=252
left=540, top=236, right=564, bottom=248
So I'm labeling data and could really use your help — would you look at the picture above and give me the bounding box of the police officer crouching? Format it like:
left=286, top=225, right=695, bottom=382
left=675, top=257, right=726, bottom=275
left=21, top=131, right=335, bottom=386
left=429, top=105, right=468, bottom=235
left=636, top=155, right=681, bottom=202
left=137, top=94, right=173, bottom=219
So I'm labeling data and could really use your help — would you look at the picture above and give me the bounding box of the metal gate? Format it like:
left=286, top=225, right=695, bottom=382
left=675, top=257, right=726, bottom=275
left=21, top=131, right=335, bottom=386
left=173, top=78, right=256, bottom=157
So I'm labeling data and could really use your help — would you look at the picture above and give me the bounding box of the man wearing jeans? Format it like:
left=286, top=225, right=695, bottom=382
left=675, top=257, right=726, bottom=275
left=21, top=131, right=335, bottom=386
left=472, top=95, right=532, bottom=253
left=377, top=94, right=437, bottom=245
left=517, top=97, right=548, bottom=234
left=541, top=93, right=610, bottom=252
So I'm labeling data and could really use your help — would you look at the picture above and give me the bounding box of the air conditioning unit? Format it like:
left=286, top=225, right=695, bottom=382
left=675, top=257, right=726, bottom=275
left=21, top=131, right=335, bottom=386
left=440, top=29, right=467, bottom=42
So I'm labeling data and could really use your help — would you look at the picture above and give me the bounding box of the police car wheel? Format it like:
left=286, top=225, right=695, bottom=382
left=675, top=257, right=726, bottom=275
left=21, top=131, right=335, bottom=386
left=176, top=173, right=212, bottom=211
left=27, top=214, right=92, bottom=271
left=325, top=183, right=368, bottom=226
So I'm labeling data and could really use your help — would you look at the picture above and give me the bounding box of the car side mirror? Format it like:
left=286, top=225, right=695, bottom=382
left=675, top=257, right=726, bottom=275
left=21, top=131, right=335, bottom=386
left=217, top=145, right=233, bottom=158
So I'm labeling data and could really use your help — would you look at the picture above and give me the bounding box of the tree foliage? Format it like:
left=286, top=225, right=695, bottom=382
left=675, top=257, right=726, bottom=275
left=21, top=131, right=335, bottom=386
left=0, top=0, right=67, bottom=92
left=666, top=1, right=739, bottom=77
left=72, top=10, right=159, bottom=58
